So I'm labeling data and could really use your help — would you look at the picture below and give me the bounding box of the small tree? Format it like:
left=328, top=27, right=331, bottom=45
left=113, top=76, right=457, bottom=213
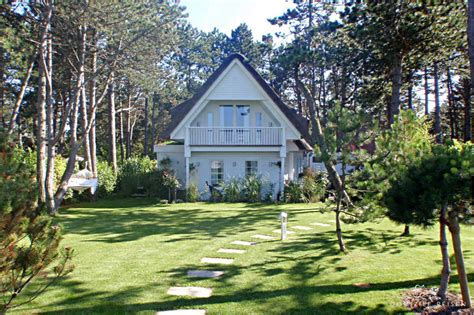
left=384, top=141, right=472, bottom=307
left=0, top=133, right=74, bottom=314
left=320, top=103, right=368, bottom=253
left=162, top=171, right=181, bottom=202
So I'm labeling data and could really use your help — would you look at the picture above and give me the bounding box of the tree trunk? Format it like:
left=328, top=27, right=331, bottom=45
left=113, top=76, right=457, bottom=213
left=126, top=93, right=131, bottom=160
left=80, top=26, right=91, bottom=172
left=88, top=42, right=98, bottom=177
left=464, top=83, right=472, bottom=142
left=407, top=83, right=413, bottom=110
left=108, top=73, right=117, bottom=173
left=335, top=205, right=346, bottom=253
left=130, top=108, right=138, bottom=154
left=144, top=96, right=149, bottom=156
left=438, top=205, right=451, bottom=300
left=446, top=68, right=456, bottom=140
left=433, top=62, right=442, bottom=143
left=462, top=78, right=472, bottom=142
left=335, top=161, right=347, bottom=253
left=118, top=101, right=124, bottom=164
left=35, top=3, right=53, bottom=209
left=402, top=225, right=410, bottom=236
left=151, top=94, right=157, bottom=147
left=389, top=53, right=402, bottom=125
left=8, top=55, right=35, bottom=134
left=54, top=143, right=80, bottom=211
left=447, top=212, right=472, bottom=308
left=294, top=65, right=302, bottom=114
left=424, top=66, right=429, bottom=116
left=45, top=18, right=56, bottom=213
left=468, top=0, right=474, bottom=141
left=296, top=79, right=352, bottom=206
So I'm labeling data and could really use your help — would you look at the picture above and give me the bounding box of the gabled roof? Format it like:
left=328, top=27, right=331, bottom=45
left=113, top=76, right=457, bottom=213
left=161, top=54, right=311, bottom=144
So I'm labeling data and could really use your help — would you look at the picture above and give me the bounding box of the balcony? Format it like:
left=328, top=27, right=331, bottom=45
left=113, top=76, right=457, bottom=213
left=187, top=127, right=283, bottom=146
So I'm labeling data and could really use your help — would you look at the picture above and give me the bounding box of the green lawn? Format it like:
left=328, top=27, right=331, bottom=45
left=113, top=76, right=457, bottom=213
left=15, top=199, right=474, bottom=314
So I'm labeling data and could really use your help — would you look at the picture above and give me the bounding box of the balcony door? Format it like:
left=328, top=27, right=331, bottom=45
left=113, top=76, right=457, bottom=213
left=236, top=105, right=250, bottom=144
left=219, top=105, right=233, bottom=143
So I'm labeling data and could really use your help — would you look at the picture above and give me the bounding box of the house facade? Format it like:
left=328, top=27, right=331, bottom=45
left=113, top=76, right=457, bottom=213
left=155, top=54, right=313, bottom=200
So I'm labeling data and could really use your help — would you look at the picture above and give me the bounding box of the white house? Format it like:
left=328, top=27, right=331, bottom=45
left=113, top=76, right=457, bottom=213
left=154, top=54, right=313, bottom=200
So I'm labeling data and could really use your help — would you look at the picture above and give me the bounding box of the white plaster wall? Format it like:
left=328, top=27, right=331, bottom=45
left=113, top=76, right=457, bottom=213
left=189, top=151, right=281, bottom=200
left=155, top=145, right=186, bottom=185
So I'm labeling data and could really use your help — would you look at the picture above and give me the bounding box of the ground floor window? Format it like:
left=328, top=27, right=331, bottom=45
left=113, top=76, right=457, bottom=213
left=245, top=161, right=258, bottom=177
left=211, top=160, right=224, bottom=185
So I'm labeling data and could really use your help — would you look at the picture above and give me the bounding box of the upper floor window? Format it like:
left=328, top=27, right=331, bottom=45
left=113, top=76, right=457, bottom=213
left=245, top=161, right=258, bottom=177
left=220, top=105, right=233, bottom=127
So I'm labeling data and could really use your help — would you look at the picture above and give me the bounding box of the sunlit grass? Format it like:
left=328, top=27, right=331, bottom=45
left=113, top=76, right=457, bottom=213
left=14, top=199, right=474, bottom=314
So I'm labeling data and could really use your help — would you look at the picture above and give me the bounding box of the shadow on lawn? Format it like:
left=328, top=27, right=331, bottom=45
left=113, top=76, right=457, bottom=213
left=57, top=199, right=319, bottom=243
left=39, top=200, right=448, bottom=314
left=32, top=272, right=474, bottom=315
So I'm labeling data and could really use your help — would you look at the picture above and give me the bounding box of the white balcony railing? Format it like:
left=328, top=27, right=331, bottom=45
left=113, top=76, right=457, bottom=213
left=188, top=127, right=283, bottom=146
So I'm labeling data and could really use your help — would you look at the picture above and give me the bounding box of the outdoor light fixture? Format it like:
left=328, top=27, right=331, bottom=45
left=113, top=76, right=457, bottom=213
left=279, top=212, right=288, bottom=241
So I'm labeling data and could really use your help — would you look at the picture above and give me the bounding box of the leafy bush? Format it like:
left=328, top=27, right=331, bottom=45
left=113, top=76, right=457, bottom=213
left=186, top=183, right=200, bottom=202
left=284, top=170, right=328, bottom=203
left=242, top=175, right=263, bottom=203
left=301, top=169, right=328, bottom=202
left=210, top=188, right=222, bottom=202
left=284, top=180, right=305, bottom=203
left=97, top=161, right=117, bottom=197
left=117, top=157, right=157, bottom=196
left=223, top=177, right=242, bottom=202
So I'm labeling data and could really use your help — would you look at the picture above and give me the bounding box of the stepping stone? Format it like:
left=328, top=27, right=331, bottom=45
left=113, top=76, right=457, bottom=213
left=311, top=222, right=330, bottom=227
left=201, top=257, right=234, bottom=265
left=167, top=286, right=212, bottom=298
left=272, top=229, right=295, bottom=234
left=230, top=240, right=256, bottom=246
left=293, top=226, right=312, bottom=231
left=217, top=248, right=246, bottom=254
left=157, top=310, right=206, bottom=315
left=187, top=270, right=224, bottom=278
left=252, top=234, right=274, bottom=240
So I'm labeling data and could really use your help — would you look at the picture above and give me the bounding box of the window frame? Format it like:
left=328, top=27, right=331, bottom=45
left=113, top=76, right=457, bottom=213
left=211, top=160, right=224, bottom=185
left=245, top=160, right=258, bottom=177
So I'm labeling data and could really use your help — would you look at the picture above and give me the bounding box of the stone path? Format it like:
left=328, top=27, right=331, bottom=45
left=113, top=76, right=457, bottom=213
left=187, top=270, right=224, bottom=278
left=252, top=234, right=274, bottom=240
left=163, top=218, right=319, bottom=313
left=167, top=287, right=213, bottom=298
left=217, top=248, right=246, bottom=254
left=230, top=240, right=256, bottom=246
left=293, top=226, right=312, bottom=231
left=200, top=257, right=234, bottom=265
left=156, top=310, right=206, bottom=315
left=311, top=222, right=330, bottom=227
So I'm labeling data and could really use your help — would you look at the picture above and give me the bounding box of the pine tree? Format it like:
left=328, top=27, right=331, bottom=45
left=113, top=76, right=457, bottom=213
left=0, top=131, right=73, bottom=313
left=384, top=141, right=473, bottom=307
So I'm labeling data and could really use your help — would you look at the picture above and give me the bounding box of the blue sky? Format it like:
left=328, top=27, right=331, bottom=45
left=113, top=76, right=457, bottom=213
left=180, top=0, right=296, bottom=41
